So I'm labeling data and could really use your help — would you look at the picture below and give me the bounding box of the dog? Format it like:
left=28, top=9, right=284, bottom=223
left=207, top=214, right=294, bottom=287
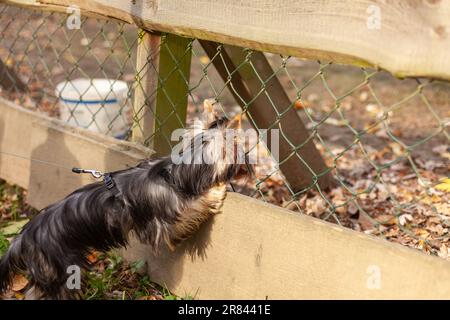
left=0, top=105, right=252, bottom=299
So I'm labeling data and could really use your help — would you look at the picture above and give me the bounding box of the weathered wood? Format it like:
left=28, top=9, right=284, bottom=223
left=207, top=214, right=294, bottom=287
left=200, top=41, right=334, bottom=191
left=122, top=192, right=450, bottom=299
left=3, top=0, right=115, bottom=20
left=131, top=30, right=160, bottom=145
left=0, top=97, right=150, bottom=209
left=5, top=0, right=450, bottom=81
left=131, top=32, right=191, bottom=152
left=152, top=33, right=191, bottom=155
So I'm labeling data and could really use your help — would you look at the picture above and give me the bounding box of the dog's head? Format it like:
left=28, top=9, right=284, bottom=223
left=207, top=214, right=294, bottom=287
left=205, top=113, right=253, bottom=183
left=172, top=100, right=254, bottom=188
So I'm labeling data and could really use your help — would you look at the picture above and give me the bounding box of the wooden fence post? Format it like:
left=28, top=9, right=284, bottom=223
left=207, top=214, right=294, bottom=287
left=200, top=40, right=334, bottom=192
left=132, top=32, right=192, bottom=155
left=131, top=30, right=160, bottom=144
left=152, top=34, right=192, bottom=155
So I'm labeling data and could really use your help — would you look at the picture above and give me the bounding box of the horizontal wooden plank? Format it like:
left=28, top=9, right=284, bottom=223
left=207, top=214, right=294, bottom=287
left=6, top=0, right=450, bottom=81
left=0, top=97, right=151, bottom=209
left=122, top=192, right=450, bottom=299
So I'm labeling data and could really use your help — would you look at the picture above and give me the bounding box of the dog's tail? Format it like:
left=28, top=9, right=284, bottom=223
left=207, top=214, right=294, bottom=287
left=0, top=236, right=24, bottom=293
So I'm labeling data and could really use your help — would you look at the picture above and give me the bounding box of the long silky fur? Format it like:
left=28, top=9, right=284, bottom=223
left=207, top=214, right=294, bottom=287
left=0, top=116, right=252, bottom=299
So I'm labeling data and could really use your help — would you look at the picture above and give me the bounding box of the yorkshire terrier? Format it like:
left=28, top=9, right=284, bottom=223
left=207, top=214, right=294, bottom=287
left=0, top=102, right=252, bottom=299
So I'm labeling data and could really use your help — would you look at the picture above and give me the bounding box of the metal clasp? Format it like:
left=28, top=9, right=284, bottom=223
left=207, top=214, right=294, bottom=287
left=72, top=167, right=104, bottom=179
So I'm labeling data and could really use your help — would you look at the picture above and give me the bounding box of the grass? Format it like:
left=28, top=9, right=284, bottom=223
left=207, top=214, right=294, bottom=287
left=0, top=231, right=9, bottom=256
left=83, top=252, right=183, bottom=300
left=84, top=252, right=198, bottom=300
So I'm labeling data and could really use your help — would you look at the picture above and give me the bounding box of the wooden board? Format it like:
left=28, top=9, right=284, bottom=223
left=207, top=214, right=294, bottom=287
left=131, top=30, right=161, bottom=145
left=131, top=32, right=191, bottom=153
left=6, top=0, right=450, bottom=81
left=152, top=33, right=192, bottom=155
left=122, top=192, right=450, bottom=299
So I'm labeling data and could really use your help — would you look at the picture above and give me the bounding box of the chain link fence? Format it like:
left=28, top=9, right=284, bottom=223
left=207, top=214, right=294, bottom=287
left=0, top=5, right=137, bottom=137
left=0, top=4, right=449, bottom=258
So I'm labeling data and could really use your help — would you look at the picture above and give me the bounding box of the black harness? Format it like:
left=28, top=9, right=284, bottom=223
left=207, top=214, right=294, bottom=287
left=102, top=173, right=122, bottom=198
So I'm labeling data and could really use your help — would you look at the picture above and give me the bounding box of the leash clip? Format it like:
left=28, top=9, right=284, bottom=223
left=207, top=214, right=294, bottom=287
left=72, top=167, right=104, bottom=179
left=72, top=167, right=120, bottom=197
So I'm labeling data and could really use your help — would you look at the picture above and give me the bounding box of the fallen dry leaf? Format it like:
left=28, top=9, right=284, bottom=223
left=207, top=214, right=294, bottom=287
left=359, top=91, right=369, bottom=102
left=398, top=214, right=413, bottom=226
left=435, top=178, right=450, bottom=193
left=294, top=99, right=309, bottom=110
left=324, top=117, right=347, bottom=127
left=87, top=251, right=99, bottom=264
left=348, top=202, right=359, bottom=216
left=388, top=142, right=404, bottom=157
left=358, top=212, right=375, bottom=230
left=415, top=229, right=430, bottom=238
left=14, top=292, right=24, bottom=300
left=375, top=214, right=397, bottom=225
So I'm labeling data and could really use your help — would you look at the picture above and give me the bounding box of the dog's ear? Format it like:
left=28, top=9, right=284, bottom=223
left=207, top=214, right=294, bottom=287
left=203, top=99, right=215, bottom=113
left=226, top=113, right=242, bottom=130
left=202, top=99, right=220, bottom=123
left=203, top=99, right=219, bottom=120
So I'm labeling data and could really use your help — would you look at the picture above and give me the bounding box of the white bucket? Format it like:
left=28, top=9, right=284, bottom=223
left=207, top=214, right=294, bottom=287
left=56, top=78, right=132, bottom=139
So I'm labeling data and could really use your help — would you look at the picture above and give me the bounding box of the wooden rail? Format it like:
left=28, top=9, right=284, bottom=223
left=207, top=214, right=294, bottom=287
left=5, top=0, right=450, bottom=81
left=1, top=98, right=450, bottom=299
left=123, top=193, right=450, bottom=299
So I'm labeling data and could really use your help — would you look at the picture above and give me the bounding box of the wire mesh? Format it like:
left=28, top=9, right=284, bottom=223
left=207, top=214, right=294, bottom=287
left=0, top=4, right=138, bottom=137
left=0, top=4, right=449, bottom=258
left=188, top=44, right=450, bottom=257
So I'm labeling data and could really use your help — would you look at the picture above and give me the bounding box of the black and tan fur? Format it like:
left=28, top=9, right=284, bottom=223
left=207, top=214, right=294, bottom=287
left=0, top=109, right=252, bottom=299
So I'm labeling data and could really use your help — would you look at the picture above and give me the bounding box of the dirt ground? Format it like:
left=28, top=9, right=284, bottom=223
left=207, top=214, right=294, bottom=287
left=0, top=5, right=449, bottom=263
